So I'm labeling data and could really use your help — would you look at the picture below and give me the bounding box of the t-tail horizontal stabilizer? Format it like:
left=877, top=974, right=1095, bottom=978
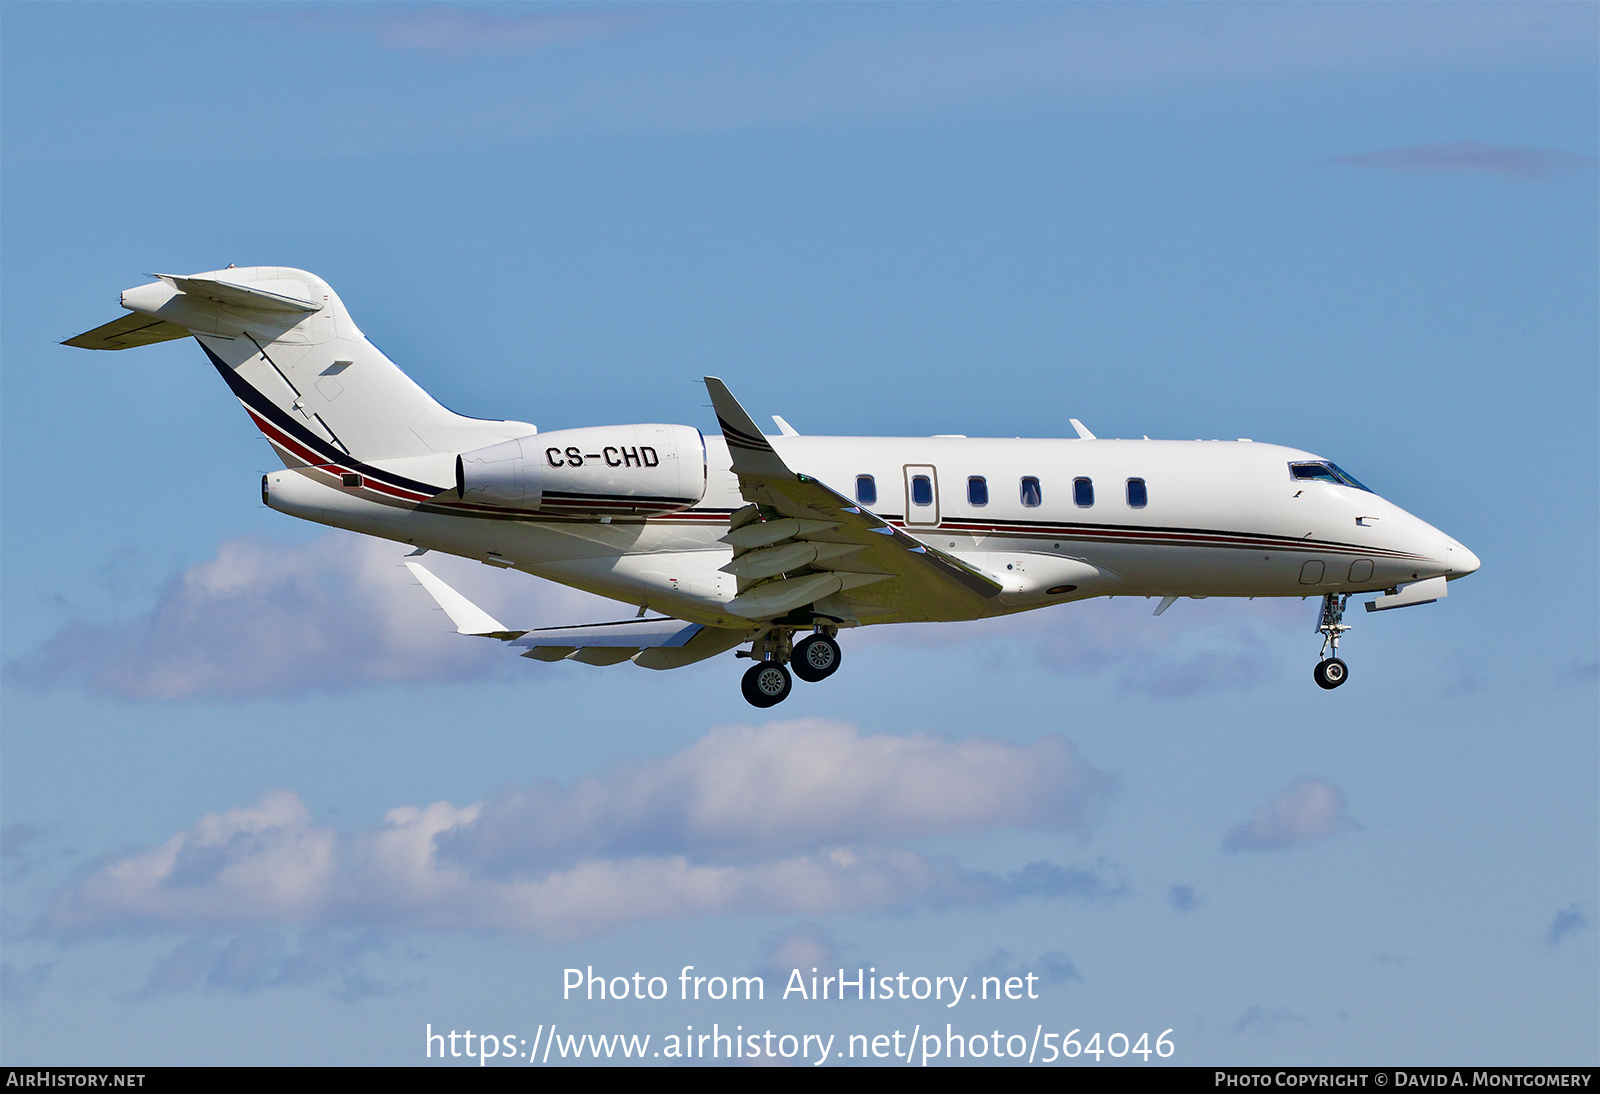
left=152, top=273, right=320, bottom=313
left=62, top=312, right=190, bottom=350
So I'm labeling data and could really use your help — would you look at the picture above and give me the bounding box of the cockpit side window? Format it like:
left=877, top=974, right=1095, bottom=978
left=1289, top=461, right=1371, bottom=493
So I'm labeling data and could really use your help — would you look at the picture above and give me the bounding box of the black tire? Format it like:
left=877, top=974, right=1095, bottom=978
left=1313, top=657, right=1349, bottom=690
left=741, top=661, right=793, bottom=707
left=790, top=634, right=842, bottom=683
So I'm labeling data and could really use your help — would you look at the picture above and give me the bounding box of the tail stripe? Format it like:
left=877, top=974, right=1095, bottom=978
left=201, top=341, right=443, bottom=498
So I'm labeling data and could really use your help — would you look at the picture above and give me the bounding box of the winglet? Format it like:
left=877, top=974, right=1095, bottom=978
left=405, top=562, right=523, bottom=638
left=704, top=377, right=792, bottom=479
left=1069, top=419, right=1097, bottom=441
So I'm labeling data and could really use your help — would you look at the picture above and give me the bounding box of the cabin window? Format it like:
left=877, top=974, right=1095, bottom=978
left=1289, top=461, right=1372, bottom=493
left=1126, top=477, right=1147, bottom=508
left=856, top=475, right=877, bottom=505
left=967, top=476, right=988, bottom=507
left=1073, top=477, right=1094, bottom=507
left=1020, top=476, right=1042, bottom=507
left=911, top=475, right=933, bottom=507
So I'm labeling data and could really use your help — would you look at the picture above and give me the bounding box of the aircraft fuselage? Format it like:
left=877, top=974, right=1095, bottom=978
left=265, top=432, right=1476, bottom=629
left=69, top=265, right=1479, bottom=699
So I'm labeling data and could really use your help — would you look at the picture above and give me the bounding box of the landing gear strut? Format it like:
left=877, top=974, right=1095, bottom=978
left=736, top=625, right=842, bottom=705
left=1314, top=593, right=1350, bottom=690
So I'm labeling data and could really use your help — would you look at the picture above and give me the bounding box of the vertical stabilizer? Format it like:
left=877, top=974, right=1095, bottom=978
left=67, top=267, right=535, bottom=471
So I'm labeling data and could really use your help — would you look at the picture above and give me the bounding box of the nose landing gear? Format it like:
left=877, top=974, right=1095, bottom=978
left=1313, top=657, right=1348, bottom=689
left=1314, top=593, right=1351, bottom=690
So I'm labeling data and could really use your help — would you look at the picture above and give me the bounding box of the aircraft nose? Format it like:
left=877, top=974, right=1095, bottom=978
left=1449, top=542, right=1481, bottom=577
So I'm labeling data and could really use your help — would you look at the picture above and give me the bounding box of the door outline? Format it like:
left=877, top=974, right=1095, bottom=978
left=903, top=464, right=940, bottom=527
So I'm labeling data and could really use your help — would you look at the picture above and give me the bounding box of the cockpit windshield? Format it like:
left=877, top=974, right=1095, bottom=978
left=1289, top=461, right=1372, bottom=492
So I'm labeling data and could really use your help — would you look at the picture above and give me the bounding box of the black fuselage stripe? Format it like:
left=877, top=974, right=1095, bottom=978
left=199, top=340, right=449, bottom=496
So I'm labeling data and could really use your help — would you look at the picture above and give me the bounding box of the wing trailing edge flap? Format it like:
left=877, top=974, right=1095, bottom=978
left=703, top=377, right=1003, bottom=622
left=518, top=619, right=748, bottom=670
left=405, top=562, right=746, bottom=670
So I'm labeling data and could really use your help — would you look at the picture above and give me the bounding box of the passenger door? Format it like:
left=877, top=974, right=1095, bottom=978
left=903, top=465, right=940, bottom=527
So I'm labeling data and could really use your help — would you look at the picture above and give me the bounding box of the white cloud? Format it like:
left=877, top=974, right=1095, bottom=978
left=1168, top=884, right=1202, bottom=912
left=11, top=532, right=1311, bottom=701
left=860, top=596, right=1306, bottom=698
left=754, top=923, right=859, bottom=983
left=2, top=823, right=55, bottom=881
left=0, top=961, right=58, bottom=1011
left=219, top=5, right=1593, bottom=155
left=1231, top=1005, right=1308, bottom=1037
left=9, top=533, right=621, bottom=700
left=1547, top=904, right=1587, bottom=947
left=1223, top=777, right=1359, bottom=853
left=370, top=8, right=632, bottom=53
left=42, top=721, right=1117, bottom=942
left=133, top=930, right=400, bottom=1002
left=443, top=718, right=1111, bottom=871
left=1032, top=599, right=1300, bottom=697
left=1329, top=142, right=1591, bottom=178
left=1556, top=658, right=1599, bottom=687
left=19, top=5, right=1591, bottom=171
left=970, top=947, right=1080, bottom=987
left=258, top=7, right=641, bottom=55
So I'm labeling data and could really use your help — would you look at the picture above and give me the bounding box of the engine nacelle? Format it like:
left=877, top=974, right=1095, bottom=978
left=456, top=424, right=706, bottom=515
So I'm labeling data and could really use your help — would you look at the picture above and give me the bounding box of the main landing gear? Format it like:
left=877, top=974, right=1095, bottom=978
left=741, top=661, right=793, bottom=708
left=1314, top=593, right=1350, bottom=690
left=791, top=633, right=842, bottom=682
left=738, top=626, right=842, bottom=707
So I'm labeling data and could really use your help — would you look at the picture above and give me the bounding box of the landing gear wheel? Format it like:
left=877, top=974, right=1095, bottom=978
left=790, top=634, right=842, bottom=682
left=1313, top=658, right=1348, bottom=690
left=741, top=661, right=793, bottom=707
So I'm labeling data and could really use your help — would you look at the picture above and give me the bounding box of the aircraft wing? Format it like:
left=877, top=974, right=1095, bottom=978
left=405, top=562, right=747, bottom=669
left=704, top=377, right=1003, bottom=624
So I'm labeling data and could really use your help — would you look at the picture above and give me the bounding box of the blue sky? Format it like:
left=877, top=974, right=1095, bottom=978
left=2, top=1, right=1595, bottom=1066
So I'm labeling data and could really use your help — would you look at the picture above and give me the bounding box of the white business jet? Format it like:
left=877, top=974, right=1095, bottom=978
left=67, top=266, right=1479, bottom=706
